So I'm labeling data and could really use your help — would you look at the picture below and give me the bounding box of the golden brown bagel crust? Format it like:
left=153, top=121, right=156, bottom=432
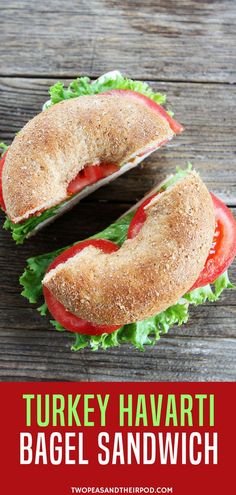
left=3, top=93, right=174, bottom=223
left=43, top=172, right=215, bottom=326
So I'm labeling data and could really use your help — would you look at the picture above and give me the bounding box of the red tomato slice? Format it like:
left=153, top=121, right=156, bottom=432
left=127, top=192, right=162, bottom=239
left=84, top=164, right=103, bottom=183
left=43, top=239, right=120, bottom=335
left=67, top=165, right=102, bottom=195
left=127, top=189, right=236, bottom=289
left=191, top=194, right=236, bottom=289
left=102, top=89, right=184, bottom=134
left=67, top=163, right=119, bottom=195
left=99, top=162, right=119, bottom=177
left=0, top=150, right=8, bottom=211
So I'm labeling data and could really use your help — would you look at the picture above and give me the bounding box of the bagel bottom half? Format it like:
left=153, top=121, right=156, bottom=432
left=43, top=172, right=215, bottom=326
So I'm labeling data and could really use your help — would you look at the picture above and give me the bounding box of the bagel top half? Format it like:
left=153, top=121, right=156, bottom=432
left=43, top=172, right=215, bottom=326
left=2, top=91, right=179, bottom=223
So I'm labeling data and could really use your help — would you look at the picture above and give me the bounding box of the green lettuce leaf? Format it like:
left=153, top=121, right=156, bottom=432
left=45, top=70, right=166, bottom=108
left=0, top=143, right=9, bottom=155
left=184, top=271, right=235, bottom=305
left=72, top=272, right=234, bottom=351
left=20, top=167, right=235, bottom=351
left=76, top=300, right=190, bottom=352
left=3, top=71, right=168, bottom=244
left=3, top=203, right=62, bottom=244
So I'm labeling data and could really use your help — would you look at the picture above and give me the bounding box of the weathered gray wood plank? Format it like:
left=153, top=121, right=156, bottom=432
left=0, top=333, right=235, bottom=382
left=0, top=0, right=235, bottom=82
left=1, top=77, right=236, bottom=203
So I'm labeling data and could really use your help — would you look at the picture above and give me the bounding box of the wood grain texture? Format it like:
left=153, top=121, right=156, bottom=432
left=0, top=0, right=235, bottom=82
left=1, top=77, right=236, bottom=204
left=0, top=0, right=235, bottom=382
left=0, top=335, right=235, bottom=382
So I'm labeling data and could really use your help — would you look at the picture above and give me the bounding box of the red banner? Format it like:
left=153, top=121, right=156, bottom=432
left=0, top=382, right=234, bottom=494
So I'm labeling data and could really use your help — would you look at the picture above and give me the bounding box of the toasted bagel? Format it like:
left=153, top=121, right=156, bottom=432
left=2, top=91, right=179, bottom=223
left=43, top=172, right=215, bottom=326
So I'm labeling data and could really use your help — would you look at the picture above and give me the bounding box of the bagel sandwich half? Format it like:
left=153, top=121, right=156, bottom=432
left=0, top=70, right=183, bottom=244
left=21, top=166, right=236, bottom=351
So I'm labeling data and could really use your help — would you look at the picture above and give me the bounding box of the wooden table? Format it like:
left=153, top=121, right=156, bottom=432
left=0, top=0, right=235, bottom=381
